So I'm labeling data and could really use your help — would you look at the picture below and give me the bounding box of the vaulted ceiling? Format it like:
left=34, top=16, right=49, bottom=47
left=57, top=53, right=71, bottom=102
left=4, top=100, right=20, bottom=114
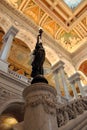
left=6, top=0, right=87, bottom=53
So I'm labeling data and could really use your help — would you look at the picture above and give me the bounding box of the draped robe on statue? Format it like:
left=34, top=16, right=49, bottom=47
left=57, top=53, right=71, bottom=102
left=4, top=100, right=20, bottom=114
left=31, top=42, right=45, bottom=78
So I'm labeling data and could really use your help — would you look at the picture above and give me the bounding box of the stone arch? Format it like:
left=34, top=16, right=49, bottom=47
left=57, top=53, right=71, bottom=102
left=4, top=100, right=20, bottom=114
left=0, top=98, right=24, bottom=115
left=2, top=103, right=24, bottom=122
left=12, top=38, right=31, bottom=52
left=44, top=45, right=75, bottom=76
left=0, top=99, right=24, bottom=130
left=77, top=60, right=87, bottom=85
left=0, top=26, right=5, bottom=50
left=16, top=28, right=36, bottom=52
left=77, top=70, right=87, bottom=86
left=78, top=60, right=87, bottom=76
left=44, top=45, right=59, bottom=65
left=8, top=37, right=32, bottom=75
left=75, top=57, right=87, bottom=70
left=77, top=70, right=87, bottom=80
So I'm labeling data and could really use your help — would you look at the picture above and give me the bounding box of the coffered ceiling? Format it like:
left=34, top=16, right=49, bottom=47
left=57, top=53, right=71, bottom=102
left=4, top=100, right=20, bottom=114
left=6, top=0, right=87, bottom=53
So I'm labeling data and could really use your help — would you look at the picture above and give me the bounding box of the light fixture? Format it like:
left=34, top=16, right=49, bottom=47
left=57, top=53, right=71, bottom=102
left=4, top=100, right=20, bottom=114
left=0, top=116, right=18, bottom=129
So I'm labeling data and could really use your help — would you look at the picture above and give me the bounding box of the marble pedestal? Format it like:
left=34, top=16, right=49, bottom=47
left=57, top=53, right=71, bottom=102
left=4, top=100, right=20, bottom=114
left=23, top=83, right=58, bottom=130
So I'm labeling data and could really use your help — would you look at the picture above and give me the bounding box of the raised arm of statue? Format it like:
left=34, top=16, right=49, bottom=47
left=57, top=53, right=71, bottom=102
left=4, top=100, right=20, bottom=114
left=31, top=29, right=45, bottom=78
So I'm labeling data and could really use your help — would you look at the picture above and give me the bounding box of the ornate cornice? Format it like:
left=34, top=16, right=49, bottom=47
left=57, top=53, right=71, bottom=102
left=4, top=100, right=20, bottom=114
left=0, top=0, right=38, bottom=33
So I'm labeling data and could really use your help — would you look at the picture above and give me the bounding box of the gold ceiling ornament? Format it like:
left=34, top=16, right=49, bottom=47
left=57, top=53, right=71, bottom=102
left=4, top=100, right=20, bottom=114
left=5, top=0, right=87, bottom=53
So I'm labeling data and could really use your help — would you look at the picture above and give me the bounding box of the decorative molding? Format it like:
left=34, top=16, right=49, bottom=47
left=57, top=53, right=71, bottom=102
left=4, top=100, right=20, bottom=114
left=23, top=83, right=57, bottom=116
left=23, top=83, right=57, bottom=98
left=0, top=70, right=30, bottom=87
left=0, top=86, right=16, bottom=99
left=25, top=93, right=57, bottom=116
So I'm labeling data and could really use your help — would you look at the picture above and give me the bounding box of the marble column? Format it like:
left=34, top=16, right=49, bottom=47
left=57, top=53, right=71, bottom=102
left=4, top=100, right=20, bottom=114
left=59, top=66, right=70, bottom=100
left=52, top=60, right=70, bottom=100
left=76, top=77, right=85, bottom=97
left=23, top=83, right=58, bottom=130
left=53, top=70, right=61, bottom=102
left=0, top=26, right=18, bottom=72
left=68, top=72, right=85, bottom=97
left=70, top=81, right=78, bottom=99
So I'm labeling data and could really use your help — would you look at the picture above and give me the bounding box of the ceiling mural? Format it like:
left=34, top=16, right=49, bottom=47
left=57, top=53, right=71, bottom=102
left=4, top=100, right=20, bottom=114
left=58, top=30, right=81, bottom=51
left=6, top=0, right=87, bottom=53
left=7, top=0, right=23, bottom=8
left=82, top=17, right=87, bottom=27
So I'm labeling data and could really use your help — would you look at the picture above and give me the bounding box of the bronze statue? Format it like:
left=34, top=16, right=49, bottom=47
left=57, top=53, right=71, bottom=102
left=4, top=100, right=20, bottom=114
left=31, top=29, right=45, bottom=78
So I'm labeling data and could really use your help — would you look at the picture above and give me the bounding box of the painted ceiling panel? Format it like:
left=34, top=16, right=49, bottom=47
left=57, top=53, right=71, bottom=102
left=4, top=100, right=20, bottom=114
left=7, top=0, right=23, bottom=8
left=6, top=0, right=87, bottom=53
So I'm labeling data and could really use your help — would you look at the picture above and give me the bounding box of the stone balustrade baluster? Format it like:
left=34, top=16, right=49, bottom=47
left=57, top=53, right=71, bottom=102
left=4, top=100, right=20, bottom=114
left=68, top=72, right=85, bottom=98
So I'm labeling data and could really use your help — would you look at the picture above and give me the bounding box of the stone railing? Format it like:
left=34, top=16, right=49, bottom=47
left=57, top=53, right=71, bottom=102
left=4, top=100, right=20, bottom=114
left=57, top=94, right=68, bottom=104
left=61, top=96, right=68, bottom=103
left=83, top=86, right=87, bottom=96
left=8, top=69, right=31, bottom=84
left=56, top=96, right=87, bottom=128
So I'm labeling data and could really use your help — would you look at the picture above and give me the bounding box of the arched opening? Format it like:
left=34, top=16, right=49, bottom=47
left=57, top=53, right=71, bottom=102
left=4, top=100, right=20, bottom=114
left=8, top=38, right=32, bottom=78
left=0, top=26, right=5, bottom=50
left=0, top=102, right=24, bottom=130
left=78, top=60, right=87, bottom=86
left=8, top=39, right=56, bottom=80
left=79, top=60, right=87, bottom=77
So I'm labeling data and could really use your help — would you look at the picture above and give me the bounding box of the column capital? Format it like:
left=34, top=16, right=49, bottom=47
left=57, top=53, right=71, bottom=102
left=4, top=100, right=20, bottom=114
left=3, top=26, right=18, bottom=42
left=51, top=60, right=65, bottom=72
left=68, top=72, right=80, bottom=83
left=70, top=80, right=75, bottom=85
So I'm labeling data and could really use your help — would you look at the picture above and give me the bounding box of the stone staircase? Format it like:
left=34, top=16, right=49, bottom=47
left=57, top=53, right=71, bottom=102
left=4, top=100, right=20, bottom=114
left=57, top=97, right=87, bottom=130
left=59, top=111, right=87, bottom=130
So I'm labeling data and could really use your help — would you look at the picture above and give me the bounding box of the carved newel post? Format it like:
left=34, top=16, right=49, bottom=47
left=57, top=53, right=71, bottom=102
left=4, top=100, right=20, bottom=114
left=23, top=83, right=58, bottom=130
left=23, top=29, right=58, bottom=130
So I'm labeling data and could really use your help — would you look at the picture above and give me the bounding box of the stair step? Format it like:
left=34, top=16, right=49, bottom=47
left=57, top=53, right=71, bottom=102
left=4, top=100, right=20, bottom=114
left=82, top=125, right=87, bottom=130
left=73, top=118, right=87, bottom=130
left=59, top=111, right=87, bottom=130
